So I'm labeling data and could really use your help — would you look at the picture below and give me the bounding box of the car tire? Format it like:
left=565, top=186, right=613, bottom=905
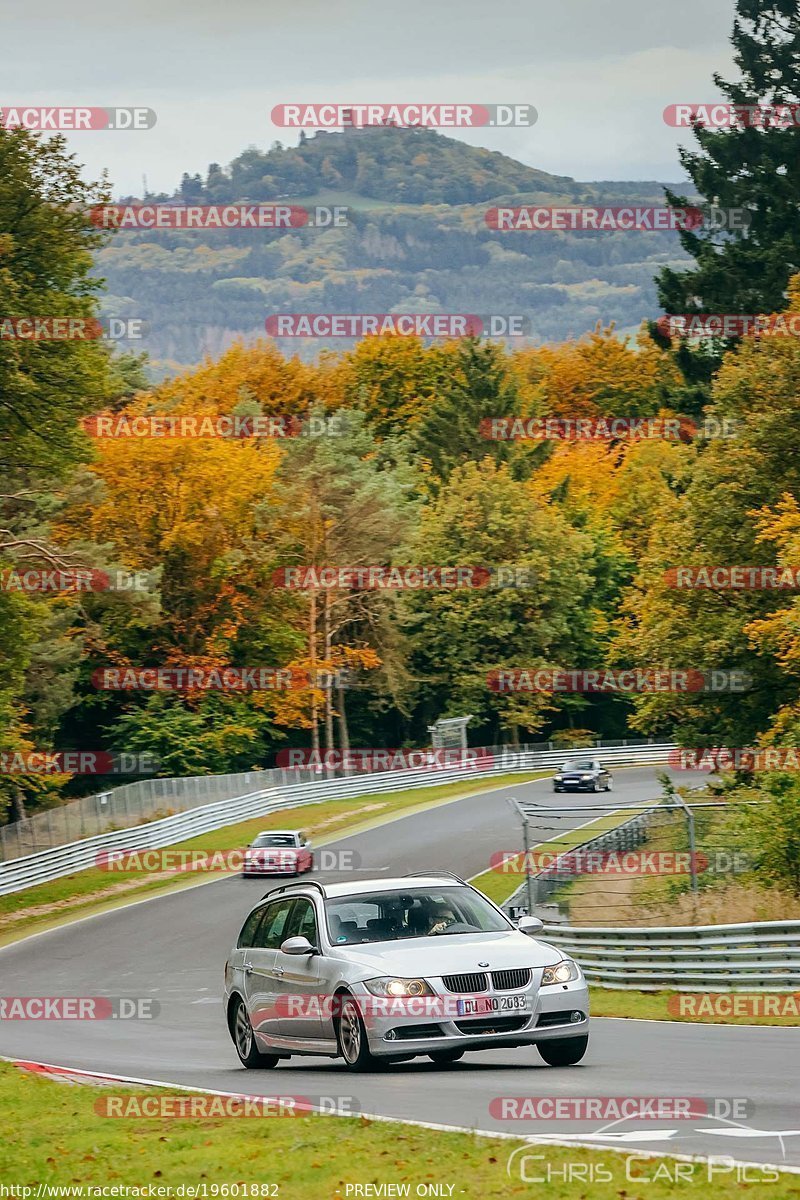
left=428, top=1049, right=465, bottom=1065
left=592, top=779, right=600, bottom=792
left=231, top=997, right=280, bottom=1069
left=336, top=994, right=379, bottom=1071
left=306, top=855, right=315, bottom=873
left=537, top=1035, right=588, bottom=1066
left=605, top=778, right=613, bottom=791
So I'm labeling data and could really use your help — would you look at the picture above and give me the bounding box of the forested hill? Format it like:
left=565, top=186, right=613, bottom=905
left=99, top=126, right=694, bottom=376
left=174, top=125, right=576, bottom=206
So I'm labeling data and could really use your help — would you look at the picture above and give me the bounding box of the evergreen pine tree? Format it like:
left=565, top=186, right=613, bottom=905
left=657, top=0, right=800, bottom=318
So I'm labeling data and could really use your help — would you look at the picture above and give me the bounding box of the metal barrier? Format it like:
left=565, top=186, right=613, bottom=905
left=497, top=793, right=798, bottom=991
left=0, top=789, right=278, bottom=896
left=0, top=770, right=271, bottom=862
left=539, top=920, right=800, bottom=991
left=0, top=740, right=675, bottom=893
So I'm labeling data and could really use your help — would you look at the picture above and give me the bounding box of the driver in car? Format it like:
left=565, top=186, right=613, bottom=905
left=427, top=902, right=457, bottom=935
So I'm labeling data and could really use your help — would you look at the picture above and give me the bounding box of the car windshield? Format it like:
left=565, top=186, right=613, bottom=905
left=252, top=834, right=296, bottom=848
left=325, top=886, right=511, bottom=945
left=561, top=759, right=595, bottom=772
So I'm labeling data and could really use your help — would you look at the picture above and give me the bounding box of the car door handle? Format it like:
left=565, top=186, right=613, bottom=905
left=243, top=961, right=254, bottom=975
left=273, top=966, right=284, bottom=977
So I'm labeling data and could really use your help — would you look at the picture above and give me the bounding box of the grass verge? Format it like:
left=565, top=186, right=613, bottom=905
left=0, top=772, right=543, bottom=946
left=588, top=987, right=800, bottom=1027
left=3, top=1062, right=796, bottom=1198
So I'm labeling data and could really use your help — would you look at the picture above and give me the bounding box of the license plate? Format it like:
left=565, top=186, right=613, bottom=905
left=456, top=995, right=529, bottom=1016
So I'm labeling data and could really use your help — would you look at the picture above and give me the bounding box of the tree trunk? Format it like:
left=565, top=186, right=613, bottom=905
left=10, top=787, right=27, bottom=822
left=337, top=680, right=351, bottom=772
left=323, top=589, right=334, bottom=757
left=309, top=590, right=319, bottom=753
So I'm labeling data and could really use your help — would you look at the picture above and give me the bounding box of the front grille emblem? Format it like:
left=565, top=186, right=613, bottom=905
left=478, top=961, right=489, bottom=967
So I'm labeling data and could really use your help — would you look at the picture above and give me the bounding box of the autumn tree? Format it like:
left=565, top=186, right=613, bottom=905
left=619, top=284, right=800, bottom=744
left=404, top=459, right=598, bottom=743
left=0, top=126, right=119, bottom=818
left=267, top=409, right=417, bottom=753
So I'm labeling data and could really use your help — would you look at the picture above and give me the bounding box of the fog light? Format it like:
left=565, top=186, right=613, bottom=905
left=385, top=1029, right=397, bottom=1040
left=570, top=1011, right=583, bottom=1023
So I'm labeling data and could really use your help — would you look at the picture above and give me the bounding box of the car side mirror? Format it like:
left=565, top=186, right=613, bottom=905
left=517, top=915, right=544, bottom=936
left=280, top=935, right=316, bottom=955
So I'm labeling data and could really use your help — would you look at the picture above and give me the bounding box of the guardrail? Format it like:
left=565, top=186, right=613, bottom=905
left=498, top=793, right=798, bottom=991
left=0, top=738, right=676, bottom=862
left=0, top=789, right=277, bottom=897
left=539, top=920, right=800, bottom=991
left=0, top=740, right=675, bottom=893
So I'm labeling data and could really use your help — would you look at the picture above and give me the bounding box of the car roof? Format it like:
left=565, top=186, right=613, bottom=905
left=310, top=876, right=467, bottom=899
left=255, top=829, right=301, bottom=836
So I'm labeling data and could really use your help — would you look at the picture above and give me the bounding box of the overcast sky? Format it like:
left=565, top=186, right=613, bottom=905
left=3, top=0, right=738, bottom=196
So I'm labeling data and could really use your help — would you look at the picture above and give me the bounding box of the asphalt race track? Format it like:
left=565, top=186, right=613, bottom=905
left=1, top=767, right=797, bottom=1170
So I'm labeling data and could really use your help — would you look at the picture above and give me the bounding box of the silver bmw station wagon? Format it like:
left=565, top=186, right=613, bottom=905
left=224, top=873, right=589, bottom=1071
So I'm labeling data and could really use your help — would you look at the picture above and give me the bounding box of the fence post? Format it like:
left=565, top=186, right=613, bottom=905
left=674, top=792, right=699, bottom=894
left=522, top=812, right=534, bottom=915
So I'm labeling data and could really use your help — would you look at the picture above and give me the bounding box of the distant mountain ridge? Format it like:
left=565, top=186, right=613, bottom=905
left=100, top=127, right=695, bottom=374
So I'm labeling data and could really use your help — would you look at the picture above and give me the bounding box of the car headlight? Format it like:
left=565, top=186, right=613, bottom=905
left=581, top=773, right=593, bottom=780
left=554, top=774, right=563, bottom=781
left=541, top=959, right=580, bottom=986
left=363, top=977, right=434, bottom=997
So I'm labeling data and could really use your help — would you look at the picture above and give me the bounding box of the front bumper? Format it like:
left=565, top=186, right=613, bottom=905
left=354, top=977, right=589, bottom=1056
left=242, top=859, right=299, bottom=875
